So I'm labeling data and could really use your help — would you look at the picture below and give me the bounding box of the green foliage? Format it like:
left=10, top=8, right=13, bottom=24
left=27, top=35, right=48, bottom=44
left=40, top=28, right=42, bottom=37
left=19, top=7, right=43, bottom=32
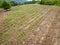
left=56, top=0, right=60, bottom=6
left=1, top=0, right=11, bottom=10
left=10, top=1, right=18, bottom=6
left=24, top=1, right=37, bottom=4
left=19, top=2, right=24, bottom=5
left=10, top=1, right=24, bottom=6
left=0, top=2, right=1, bottom=8
left=40, top=0, right=60, bottom=6
left=36, top=0, right=41, bottom=4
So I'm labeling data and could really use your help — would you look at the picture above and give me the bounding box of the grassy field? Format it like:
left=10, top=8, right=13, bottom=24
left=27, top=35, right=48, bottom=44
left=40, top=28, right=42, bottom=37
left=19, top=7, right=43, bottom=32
left=0, top=4, right=60, bottom=45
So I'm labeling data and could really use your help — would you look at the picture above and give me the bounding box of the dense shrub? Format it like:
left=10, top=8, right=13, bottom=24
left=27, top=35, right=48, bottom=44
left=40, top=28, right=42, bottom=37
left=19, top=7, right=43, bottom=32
left=1, top=0, right=11, bottom=10
left=40, top=0, right=60, bottom=6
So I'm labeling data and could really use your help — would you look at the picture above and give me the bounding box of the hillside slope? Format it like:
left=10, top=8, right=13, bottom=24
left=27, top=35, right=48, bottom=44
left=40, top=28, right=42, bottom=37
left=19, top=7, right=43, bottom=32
left=0, top=4, right=60, bottom=45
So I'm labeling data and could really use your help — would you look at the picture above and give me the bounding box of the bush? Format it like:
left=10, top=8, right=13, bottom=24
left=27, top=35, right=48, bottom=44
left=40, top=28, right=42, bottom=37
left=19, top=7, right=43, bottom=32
left=1, top=0, right=11, bottom=10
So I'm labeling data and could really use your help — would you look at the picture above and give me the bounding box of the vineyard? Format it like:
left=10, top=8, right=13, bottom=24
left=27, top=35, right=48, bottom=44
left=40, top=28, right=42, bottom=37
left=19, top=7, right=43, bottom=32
left=0, top=4, right=60, bottom=45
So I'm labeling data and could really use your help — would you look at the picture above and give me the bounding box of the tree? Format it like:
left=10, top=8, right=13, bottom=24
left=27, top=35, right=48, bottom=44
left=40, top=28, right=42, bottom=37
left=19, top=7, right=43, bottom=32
left=1, top=0, right=11, bottom=10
